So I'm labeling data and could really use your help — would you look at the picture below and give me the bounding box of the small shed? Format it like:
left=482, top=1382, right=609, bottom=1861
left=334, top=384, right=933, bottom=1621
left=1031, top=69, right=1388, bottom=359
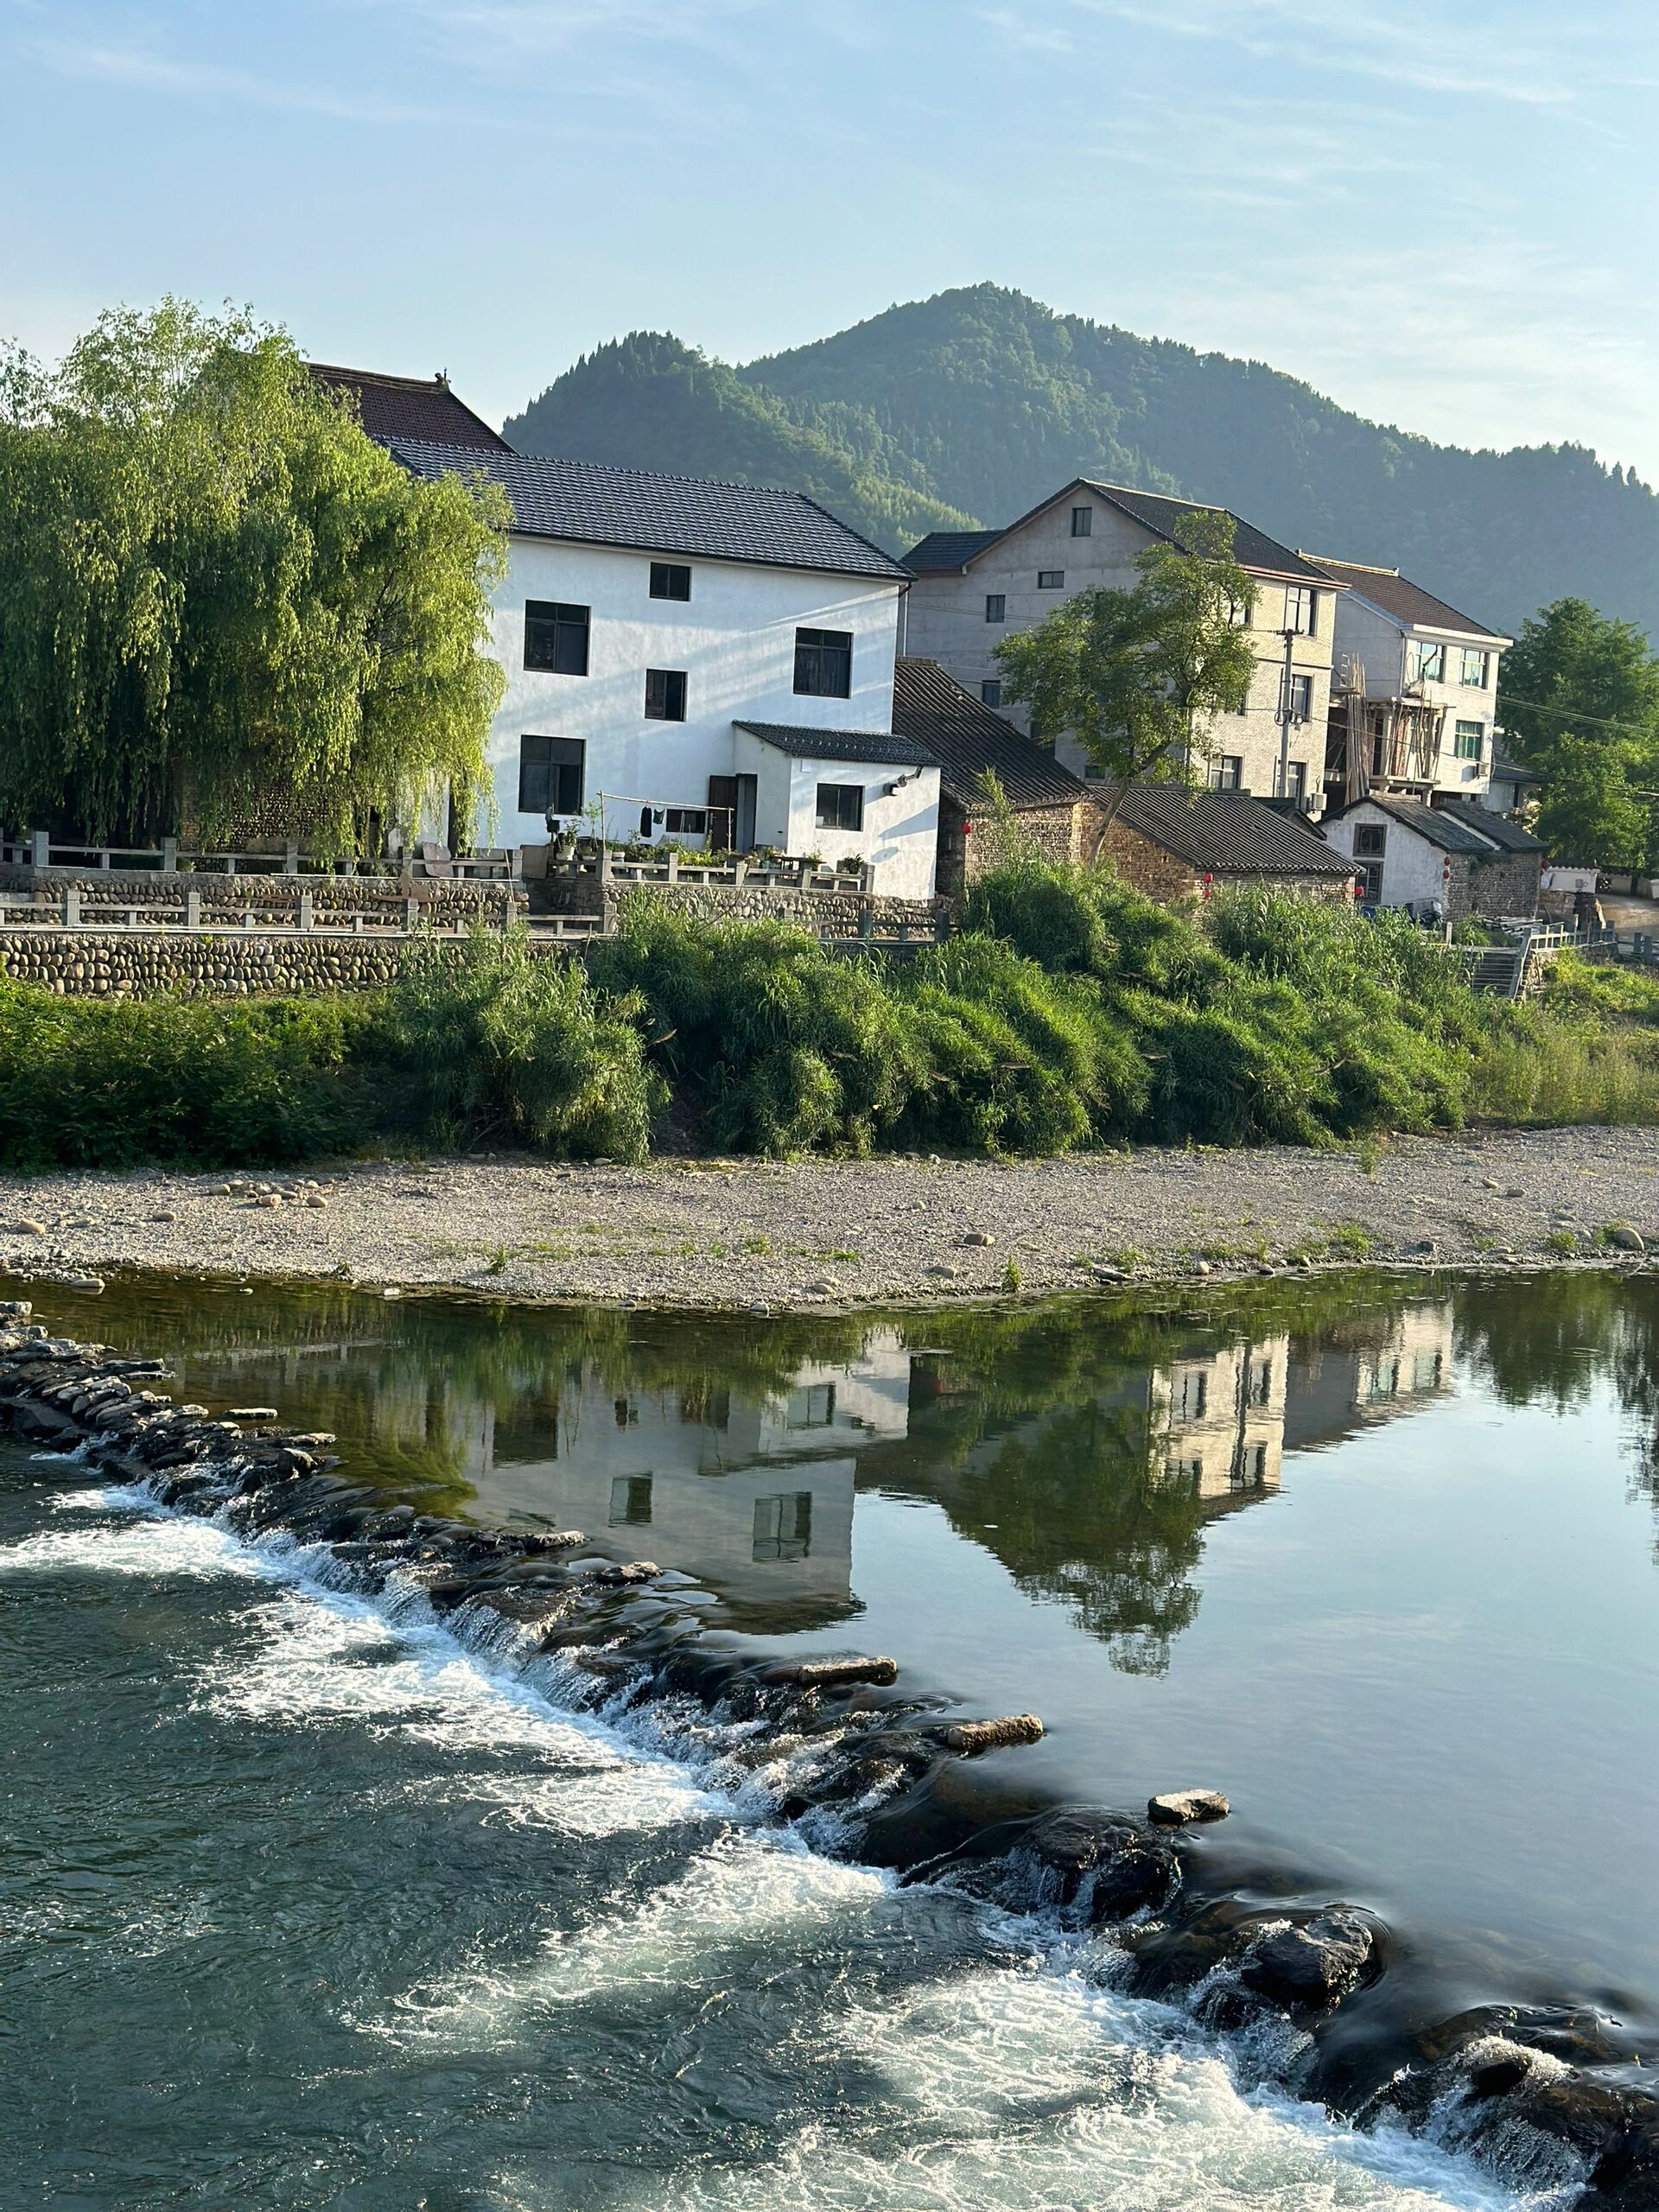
left=1094, top=784, right=1359, bottom=903
left=1322, top=796, right=1542, bottom=921
left=730, top=722, right=942, bottom=899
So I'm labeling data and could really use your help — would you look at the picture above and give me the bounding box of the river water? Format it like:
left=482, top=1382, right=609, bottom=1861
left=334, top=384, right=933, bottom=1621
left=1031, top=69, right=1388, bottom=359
left=3, top=1268, right=1656, bottom=2209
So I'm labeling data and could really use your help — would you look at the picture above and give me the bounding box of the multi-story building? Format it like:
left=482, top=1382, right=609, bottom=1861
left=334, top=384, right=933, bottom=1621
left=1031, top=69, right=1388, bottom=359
left=904, top=480, right=1345, bottom=811
left=1309, top=557, right=1512, bottom=809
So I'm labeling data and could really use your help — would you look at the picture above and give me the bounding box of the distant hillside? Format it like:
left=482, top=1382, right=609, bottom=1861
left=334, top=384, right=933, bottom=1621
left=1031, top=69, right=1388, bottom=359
left=505, top=285, right=1659, bottom=637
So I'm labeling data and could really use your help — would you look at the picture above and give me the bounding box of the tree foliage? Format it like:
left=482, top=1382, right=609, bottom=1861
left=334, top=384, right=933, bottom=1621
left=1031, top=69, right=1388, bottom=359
left=0, top=299, right=508, bottom=849
left=992, top=508, right=1255, bottom=799
left=1532, top=736, right=1649, bottom=869
left=1497, top=598, right=1659, bottom=764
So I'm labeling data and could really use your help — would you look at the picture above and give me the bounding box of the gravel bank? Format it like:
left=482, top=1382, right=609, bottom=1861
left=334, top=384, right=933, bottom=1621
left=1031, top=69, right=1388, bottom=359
left=7, top=1125, right=1659, bottom=1308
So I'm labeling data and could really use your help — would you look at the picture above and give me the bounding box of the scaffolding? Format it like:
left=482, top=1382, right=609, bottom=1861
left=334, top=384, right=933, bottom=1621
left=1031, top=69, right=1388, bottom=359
left=1324, top=658, right=1446, bottom=805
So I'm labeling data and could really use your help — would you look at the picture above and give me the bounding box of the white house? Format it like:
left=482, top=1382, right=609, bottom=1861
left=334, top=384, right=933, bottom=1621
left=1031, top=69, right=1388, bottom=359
left=904, top=480, right=1346, bottom=812
left=1321, top=794, right=1542, bottom=922
left=386, top=439, right=938, bottom=894
left=1309, top=557, right=1512, bottom=808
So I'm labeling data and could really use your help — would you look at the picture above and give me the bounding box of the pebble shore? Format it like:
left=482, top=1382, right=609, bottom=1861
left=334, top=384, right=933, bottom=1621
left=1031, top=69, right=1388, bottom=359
left=5, top=1122, right=1659, bottom=1306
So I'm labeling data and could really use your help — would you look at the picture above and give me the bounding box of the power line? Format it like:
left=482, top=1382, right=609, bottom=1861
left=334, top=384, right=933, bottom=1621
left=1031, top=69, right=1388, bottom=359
left=1497, top=694, right=1659, bottom=738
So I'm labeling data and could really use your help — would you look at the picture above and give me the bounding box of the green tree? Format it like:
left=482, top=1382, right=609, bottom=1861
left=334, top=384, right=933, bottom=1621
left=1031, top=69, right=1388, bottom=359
left=1497, top=598, right=1659, bottom=764
left=1533, top=735, right=1649, bottom=868
left=993, top=509, right=1256, bottom=808
left=0, top=299, right=508, bottom=850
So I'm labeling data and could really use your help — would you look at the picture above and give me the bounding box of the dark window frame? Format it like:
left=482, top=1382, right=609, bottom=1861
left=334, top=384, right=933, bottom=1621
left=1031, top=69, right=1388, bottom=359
left=793, top=626, right=853, bottom=699
left=645, top=667, right=688, bottom=721
left=816, top=782, right=864, bottom=833
left=1354, top=822, right=1387, bottom=858
left=523, top=600, right=590, bottom=677
left=980, top=678, right=1002, bottom=708
left=984, top=593, right=1006, bottom=624
left=663, top=807, right=708, bottom=836
left=518, top=734, right=586, bottom=817
left=649, top=561, right=691, bottom=601
left=1071, top=505, right=1092, bottom=537
left=1037, top=569, right=1065, bottom=589
left=1208, top=753, right=1244, bottom=791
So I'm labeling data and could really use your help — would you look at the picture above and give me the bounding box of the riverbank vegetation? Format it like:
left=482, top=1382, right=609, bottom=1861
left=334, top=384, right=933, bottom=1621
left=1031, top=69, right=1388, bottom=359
left=4, top=864, right=1659, bottom=1171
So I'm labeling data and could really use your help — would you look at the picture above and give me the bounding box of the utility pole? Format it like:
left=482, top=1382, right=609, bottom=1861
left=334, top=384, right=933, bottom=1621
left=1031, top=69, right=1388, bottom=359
left=1276, top=627, right=1295, bottom=801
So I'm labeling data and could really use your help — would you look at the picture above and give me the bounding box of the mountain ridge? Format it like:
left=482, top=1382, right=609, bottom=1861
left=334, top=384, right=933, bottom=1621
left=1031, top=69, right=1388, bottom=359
left=505, top=284, right=1659, bottom=637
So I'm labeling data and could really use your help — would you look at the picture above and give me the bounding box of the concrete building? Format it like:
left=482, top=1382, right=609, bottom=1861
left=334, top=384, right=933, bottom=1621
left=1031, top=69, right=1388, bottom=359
left=1309, top=557, right=1512, bottom=808
left=904, top=482, right=1344, bottom=810
left=1321, top=794, right=1543, bottom=922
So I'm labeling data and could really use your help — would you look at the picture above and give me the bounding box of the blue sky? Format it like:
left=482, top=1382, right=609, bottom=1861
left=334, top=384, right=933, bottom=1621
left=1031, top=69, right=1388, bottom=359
left=3, top=0, right=1657, bottom=477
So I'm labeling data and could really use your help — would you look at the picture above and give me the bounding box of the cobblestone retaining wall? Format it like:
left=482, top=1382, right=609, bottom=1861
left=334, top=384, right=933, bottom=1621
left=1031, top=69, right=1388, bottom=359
left=0, top=866, right=523, bottom=926
left=610, top=884, right=946, bottom=938
left=0, top=931, right=561, bottom=1000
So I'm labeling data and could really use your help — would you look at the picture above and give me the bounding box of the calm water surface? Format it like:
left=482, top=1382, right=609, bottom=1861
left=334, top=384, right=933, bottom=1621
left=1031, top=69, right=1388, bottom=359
left=3, top=1268, right=1656, bottom=2209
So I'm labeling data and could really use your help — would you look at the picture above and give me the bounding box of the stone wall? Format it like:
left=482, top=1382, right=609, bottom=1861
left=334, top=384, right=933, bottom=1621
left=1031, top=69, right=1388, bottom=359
left=1099, top=818, right=1355, bottom=906
left=0, top=865, right=523, bottom=928
left=1465, top=851, right=1543, bottom=924
left=0, top=930, right=563, bottom=1000
left=608, top=883, right=946, bottom=938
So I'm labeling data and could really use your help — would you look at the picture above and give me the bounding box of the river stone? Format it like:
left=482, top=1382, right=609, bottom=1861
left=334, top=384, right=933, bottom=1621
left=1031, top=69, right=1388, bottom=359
left=1240, top=1908, right=1377, bottom=2009
left=773, top=1656, right=899, bottom=1690
left=938, top=1713, right=1043, bottom=1754
left=1148, top=1788, right=1230, bottom=1826
left=962, top=1231, right=995, bottom=1247
left=1610, top=1226, right=1646, bottom=1251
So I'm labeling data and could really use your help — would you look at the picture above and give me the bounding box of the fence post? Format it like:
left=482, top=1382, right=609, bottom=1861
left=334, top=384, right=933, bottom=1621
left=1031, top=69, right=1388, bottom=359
left=64, top=884, right=81, bottom=927
left=666, top=849, right=680, bottom=884
left=30, top=830, right=49, bottom=868
left=733, top=857, right=747, bottom=887
left=187, top=889, right=201, bottom=930
left=404, top=897, right=419, bottom=932
left=283, top=843, right=299, bottom=876
left=162, top=836, right=178, bottom=872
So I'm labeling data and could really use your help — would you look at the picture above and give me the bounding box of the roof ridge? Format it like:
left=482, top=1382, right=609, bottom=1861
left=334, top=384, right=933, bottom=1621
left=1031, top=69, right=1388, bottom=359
left=310, top=361, right=452, bottom=392
left=1302, top=553, right=1400, bottom=575
left=393, top=435, right=845, bottom=509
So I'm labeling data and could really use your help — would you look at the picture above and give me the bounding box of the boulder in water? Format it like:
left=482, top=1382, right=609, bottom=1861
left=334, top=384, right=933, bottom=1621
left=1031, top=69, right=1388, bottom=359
left=1148, top=1789, right=1230, bottom=1826
left=1241, top=1909, right=1378, bottom=2010
left=937, top=1714, right=1044, bottom=1754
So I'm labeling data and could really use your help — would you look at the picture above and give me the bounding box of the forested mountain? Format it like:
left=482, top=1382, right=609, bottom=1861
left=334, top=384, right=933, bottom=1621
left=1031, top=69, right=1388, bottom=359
left=505, top=285, right=1659, bottom=637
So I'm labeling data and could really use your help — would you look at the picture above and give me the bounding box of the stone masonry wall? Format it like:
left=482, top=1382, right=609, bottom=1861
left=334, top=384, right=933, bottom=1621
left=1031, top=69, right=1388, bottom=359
left=1100, top=819, right=1355, bottom=906
left=608, top=884, right=946, bottom=938
left=0, top=866, right=524, bottom=927
left=0, top=931, right=565, bottom=1000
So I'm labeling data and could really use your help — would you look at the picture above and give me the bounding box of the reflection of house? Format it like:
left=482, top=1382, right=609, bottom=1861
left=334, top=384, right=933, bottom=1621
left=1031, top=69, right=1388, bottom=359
left=1154, top=1336, right=1288, bottom=1510
left=1282, top=1302, right=1453, bottom=1451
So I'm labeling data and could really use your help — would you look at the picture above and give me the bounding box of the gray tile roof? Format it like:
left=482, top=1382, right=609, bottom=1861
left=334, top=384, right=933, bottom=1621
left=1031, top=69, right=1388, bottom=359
left=734, top=722, right=937, bottom=766
left=902, top=529, right=1005, bottom=573
left=1105, top=785, right=1357, bottom=876
left=1307, top=556, right=1509, bottom=642
left=1489, top=749, right=1542, bottom=785
left=1359, top=796, right=1503, bottom=856
left=388, top=440, right=911, bottom=581
left=1434, top=798, right=1544, bottom=853
left=892, top=658, right=1092, bottom=810
left=1084, top=485, right=1332, bottom=585
left=308, top=365, right=511, bottom=452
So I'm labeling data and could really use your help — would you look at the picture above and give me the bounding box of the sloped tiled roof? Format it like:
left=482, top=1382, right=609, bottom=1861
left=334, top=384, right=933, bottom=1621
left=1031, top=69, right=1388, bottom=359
left=388, top=440, right=911, bottom=581
left=891, top=658, right=1091, bottom=810
left=734, top=722, right=936, bottom=766
left=902, top=480, right=1329, bottom=585
left=1490, top=749, right=1542, bottom=785
left=308, top=364, right=511, bottom=451
left=1306, top=556, right=1509, bottom=642
left=903, top=529, right=1005, bottom=572
left=1106, top=785, right=1356, bottom=876
left=1359, top=796, right=1503, bottom=856
left=1434, top=798, right=1544, bottom=853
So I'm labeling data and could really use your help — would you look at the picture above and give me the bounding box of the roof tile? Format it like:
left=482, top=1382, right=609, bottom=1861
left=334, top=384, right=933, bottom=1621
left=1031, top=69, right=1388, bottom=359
left=1308, top=557, right=1508, bottom=642
left=891, top=658, right=1092, bottom=810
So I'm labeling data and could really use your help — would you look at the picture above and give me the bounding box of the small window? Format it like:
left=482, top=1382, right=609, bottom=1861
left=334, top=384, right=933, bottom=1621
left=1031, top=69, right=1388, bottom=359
left=1286, top=585, right=1318, bottom=635
left=524, top=600, right=589, bottom=676
left=645, top=668, right=688, bottom=721
left=1453, top=719, right=1484, bottom=760
left=1354, top=822, right=1387, bottom=858
left=664, top=807, right=707, bottom=836
left=786, top=1382, right=836, bottom=1429
left=1250, top=1358, right=1274, bottom=1406
left=980, top=679, right=1002, bottom=708
left=1284, top=760, right=1307, bottom=800
left=650, top=561, right=691, bottom=601
left=1037, top=569, right=1065, bottom=589
left=1177, top=1370, right=1208, bottom=1421
left=1071, top=505, right=1092, bottom=537
left=1408, top=639, right=1446, bottom=684
left=753, top=1491, right=812, bottom=1562
left=1369, top=1357, right=1402, bottom=1402
left=1412, top=1352, right=1444, bottom=1392
left=1359, top=861, right=1384, bottom=905
left=1207, top=754, right=1243, bottom=791
left=1083, top=760, right=1105, bottom=780
left=817, top=782, right=863, bottom=832
left=984, top=593, right=1006, bottom=624
left=518, top=734, right=585, bottom=817
left=609, top=1474, right=653, bottom=1526
left=1459, top=647, right=1490, bottom=688
left=794, top=626, right=852, bottom=698
left=1282, top=672, right=1313, bottom=722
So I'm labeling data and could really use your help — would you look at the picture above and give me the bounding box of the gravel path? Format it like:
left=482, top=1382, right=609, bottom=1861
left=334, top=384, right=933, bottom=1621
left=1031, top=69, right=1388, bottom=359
left=6, top=1126, right=1659, bottom=1309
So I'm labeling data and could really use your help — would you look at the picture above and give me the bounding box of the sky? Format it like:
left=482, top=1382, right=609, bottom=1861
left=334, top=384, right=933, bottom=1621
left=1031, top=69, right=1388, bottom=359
left=3, top=0, right=1658, bottom=478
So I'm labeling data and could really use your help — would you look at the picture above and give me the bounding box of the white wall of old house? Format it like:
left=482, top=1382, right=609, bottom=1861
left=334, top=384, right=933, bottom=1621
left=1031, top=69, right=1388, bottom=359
left=1322, top=802, right=1455, bottom=907
left=903, top=489, right=1337, bottom=804
left=1327, top=587, right=1503, bottom=798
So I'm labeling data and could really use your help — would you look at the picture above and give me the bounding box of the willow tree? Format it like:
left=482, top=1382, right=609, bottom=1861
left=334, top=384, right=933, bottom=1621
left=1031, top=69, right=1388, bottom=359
left=0, top=300, right=508, bottom=851
left=994, top=508, right=1256, bottom=817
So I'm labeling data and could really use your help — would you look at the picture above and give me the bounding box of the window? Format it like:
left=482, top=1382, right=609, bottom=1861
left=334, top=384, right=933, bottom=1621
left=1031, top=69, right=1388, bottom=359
left=650, top=561, right=691, bottom=601
left=1037, top=569, right=1065, bottom=589
left=753, top=1491, right=812, bottom=1562
left=1208, top=754, right=1243, bottom=791
left=1286, top=585, right=1319, bottom=634
left=645, top=667, right=688, bottom=721
left=608, top=1475, right=652, bottom=1526
left=518, top=734, right=585, bottom=816
left=1283, top=760, right=1307, bottom=801
left=1359, top=862, right=1384, bottom=906
left=1453, top=719, right=1484, bottom=760
left=794, top=626, right=852, bottom=698
left=980, top=679, right=1002, bottom=708
left=1176, top=1369, right=1208, bottom=1421
left=786, top=1382, right=836, bottom=1429
left=524, top=600, right=589, bottom=676
left=664, top=807, right=707, bottom=836
left=1282, top=672, right=1313, bottom=721
left=1250, top=1357, right=1274, bottom=1407
left=817, top=782, right=864, bottom=832
left=1368, top=1357, right=1402, bottom=1402
left=1071, top=505, right=1093, bottom=537
left=1083, top=761, right=1105, bottom=780
left=1354, top=823, right=1387, bottom=857
left=1408, top=639, right=1446, bottom=684
left=1460, top=647, right=1490, bottom=688
left=985, top=593, right=1006, bottom=624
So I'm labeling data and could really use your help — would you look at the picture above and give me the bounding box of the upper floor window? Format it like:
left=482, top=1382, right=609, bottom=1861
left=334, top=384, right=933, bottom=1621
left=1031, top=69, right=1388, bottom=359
left=1208, top=754, right=1243, bottom=791
left=981, top=679, right=1002, bottom=708
left=650, top=561, right=691, bottom=601
left=1286, top=585, right=1318, bottom=634
left=816, top=781, right=864, bottom=832
left=1460, top=646, right=1491, bottom=688
left=518, top=734, right=584, bottom=817
left=524, top=601, right=589, bottom=676
left=1282, top=671, right=1313, bottom=721
left=1071, top=505, right=1092, bottom=537
left=985, top=594, right=1006, bottom=624
left=794, top=627, right=852, bottom=698
left=1408, top=639, right=1446, bottom=684
left=1037, top=569, right=1065, bottom=589
left=1453, top=719, right=1484, bottom=760
left=1354, top=822, right=1387, bottom=857
left=645, top=668, right=688, bottom=721
left=1284, top=760, right=1308, bottom=799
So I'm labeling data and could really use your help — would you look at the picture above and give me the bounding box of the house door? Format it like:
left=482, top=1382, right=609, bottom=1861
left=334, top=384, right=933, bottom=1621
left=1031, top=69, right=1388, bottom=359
left=734, top=774, right=758, bottom=853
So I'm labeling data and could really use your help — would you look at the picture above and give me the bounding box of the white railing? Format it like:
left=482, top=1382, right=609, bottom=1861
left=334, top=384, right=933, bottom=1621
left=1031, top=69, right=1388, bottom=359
left=556, top=850, right=873, bottom=895
left=0, top=832, right=517, bottom=882
left=0, top=887, right=593, bottom=940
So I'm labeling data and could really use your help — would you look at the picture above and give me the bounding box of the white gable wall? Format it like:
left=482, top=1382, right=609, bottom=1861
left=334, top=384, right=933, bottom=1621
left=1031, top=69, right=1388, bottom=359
left=1322, top=802, right=1452, bottom=908
left=731, top=728, right=941, bottom=898
left=1328, top=587, right=1503, bottom=798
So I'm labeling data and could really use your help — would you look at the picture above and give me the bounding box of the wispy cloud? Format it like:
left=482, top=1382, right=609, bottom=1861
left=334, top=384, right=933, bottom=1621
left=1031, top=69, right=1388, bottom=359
left=27, top=36, right=448, bottom=123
